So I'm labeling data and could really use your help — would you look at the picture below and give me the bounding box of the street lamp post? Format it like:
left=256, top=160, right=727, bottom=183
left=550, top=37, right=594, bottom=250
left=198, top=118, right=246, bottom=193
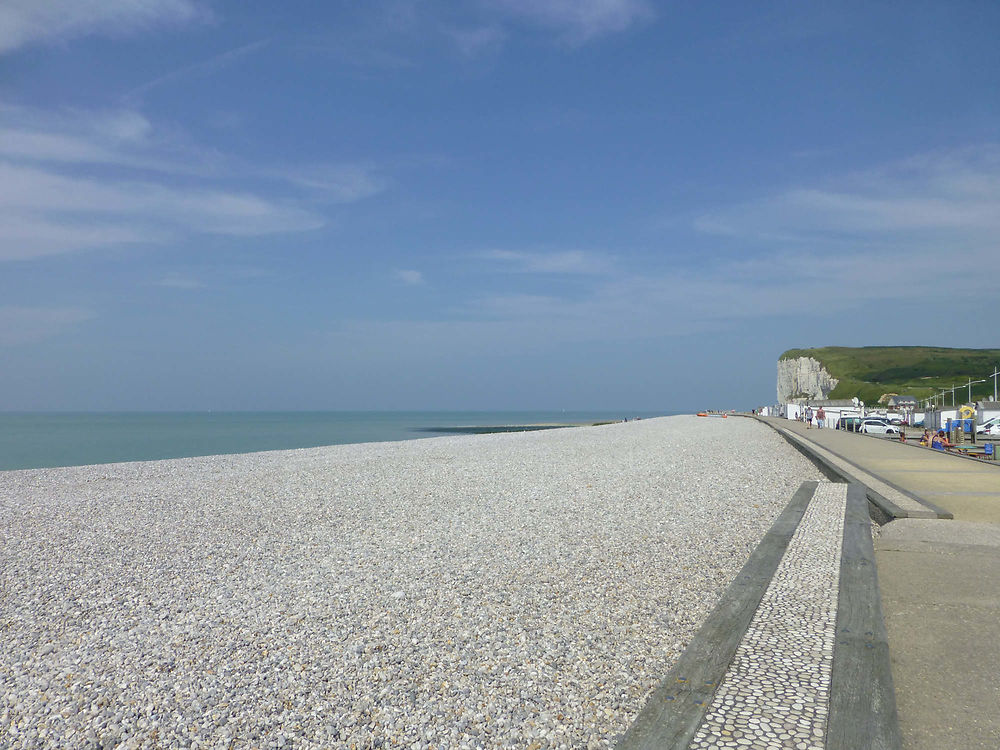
left=991, top=366, right=1000, bottom=402
left=967, top=378, right=986, bottom=403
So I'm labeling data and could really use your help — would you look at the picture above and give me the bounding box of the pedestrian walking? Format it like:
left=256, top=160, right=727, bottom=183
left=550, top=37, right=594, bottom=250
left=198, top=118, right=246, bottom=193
left=805, top=405, right=814, bottom=428
left=816, top=407, right=826, bottom=429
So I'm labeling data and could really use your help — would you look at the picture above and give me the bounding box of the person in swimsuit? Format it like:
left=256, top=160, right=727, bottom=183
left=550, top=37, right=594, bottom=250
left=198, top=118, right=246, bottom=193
left=931, top=430, right=953, bottom=450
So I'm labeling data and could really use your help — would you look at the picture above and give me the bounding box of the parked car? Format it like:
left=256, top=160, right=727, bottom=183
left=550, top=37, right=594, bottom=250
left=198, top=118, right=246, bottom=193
left=837, top=416, right=864, bottom=432
left=977, top=417, right=1000, bottom=436
left=860, top=418, right=900, bottom=436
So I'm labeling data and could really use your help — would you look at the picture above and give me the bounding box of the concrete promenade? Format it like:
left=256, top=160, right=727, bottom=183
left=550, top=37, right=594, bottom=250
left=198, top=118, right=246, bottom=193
left=762, top=418, right=1000, bottom=750
left=619, top=480, right=896, bottom=750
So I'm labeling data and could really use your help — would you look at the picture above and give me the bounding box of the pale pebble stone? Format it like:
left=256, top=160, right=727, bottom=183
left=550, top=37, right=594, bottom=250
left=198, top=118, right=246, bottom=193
left=0, top=416, right=822, bottom=748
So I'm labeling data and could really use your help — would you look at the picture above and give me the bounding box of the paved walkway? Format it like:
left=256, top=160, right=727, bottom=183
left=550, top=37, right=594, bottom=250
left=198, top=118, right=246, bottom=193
left=760, top=418, right=1000, bottom=750
left=619, top=481, right=896, bottom=749
left=770, top=419, right=1000, bottom=523
left=688, top=483, right=845, bottom=750
left=770, top=425, right=943, bottom=519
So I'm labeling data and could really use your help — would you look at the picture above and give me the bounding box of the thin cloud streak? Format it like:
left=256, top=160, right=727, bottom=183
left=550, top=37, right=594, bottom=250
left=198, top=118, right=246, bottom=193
left=444, top=24, right=506, bottom=56
left=341, top=240, right=1000, bottom=357
left=154, top=273, right=206, bottom=289
left=0, top=0, right=207, bottom=54
left=488, top=0, right=654, bottom=41
left=0, top=211, right=153, bottom=261
left=341, top=146, right=1000, bottom=355
left=274, top=164, right=389, bottom=204
left=300, top=0, right=650, bottom=66
left=0, top=101, right=392, bottom=259
left=0, top=161, right=324, bottom=233
left=0, top=103, right=222, bottom=175
left=696, top=145, right=1000, bottom=239
left=0, top=159, right=324, bottom=259
left=481, top=249, right=613, bottom=274
left=123, top=39, right=271, bottom=102
left=0, top=103, right=390, bottom=202
left=394, top=269, right=425, bottom=285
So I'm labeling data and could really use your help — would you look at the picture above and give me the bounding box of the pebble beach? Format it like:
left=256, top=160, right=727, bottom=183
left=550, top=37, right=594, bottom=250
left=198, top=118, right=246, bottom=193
left=0, top=416, right=822, bottom=749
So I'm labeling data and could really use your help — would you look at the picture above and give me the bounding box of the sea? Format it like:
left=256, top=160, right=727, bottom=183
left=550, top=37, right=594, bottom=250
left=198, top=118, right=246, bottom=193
left=0, top=411, right=669, bottom=471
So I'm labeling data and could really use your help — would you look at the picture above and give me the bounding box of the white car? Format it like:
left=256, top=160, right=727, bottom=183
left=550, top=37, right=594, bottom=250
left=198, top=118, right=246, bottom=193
left=860, top=418, right=900, bottom=436
left=977, top=418, right=1000, bottom=436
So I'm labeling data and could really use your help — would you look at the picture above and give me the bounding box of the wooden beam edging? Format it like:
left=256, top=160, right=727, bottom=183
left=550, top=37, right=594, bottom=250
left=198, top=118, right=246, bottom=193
left=827, top=483, right=902, bottom=750
left=777, top=426, right=952, bottom=521
left=740, top=415, right=858, bottom=487
left=744, top=415, right=951, bottom=521
left=767, top=424, right=907, bottom=521
left=616, top=481, right=818, bottom=750
left=773, top=427, right=910, bottom=521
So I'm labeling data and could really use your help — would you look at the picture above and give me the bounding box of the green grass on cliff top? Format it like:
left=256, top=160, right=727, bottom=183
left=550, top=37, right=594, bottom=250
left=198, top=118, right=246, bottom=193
left=779, top=346, right=1000, bottom=404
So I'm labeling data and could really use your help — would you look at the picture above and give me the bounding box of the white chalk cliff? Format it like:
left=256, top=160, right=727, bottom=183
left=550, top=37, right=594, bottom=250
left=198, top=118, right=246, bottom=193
left=777, top=357, right=839, bottom=403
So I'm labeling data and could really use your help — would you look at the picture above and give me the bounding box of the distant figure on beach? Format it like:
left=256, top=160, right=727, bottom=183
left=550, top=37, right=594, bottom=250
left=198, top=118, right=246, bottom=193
left=804, top=406, right=813, bottom=429
left=815, top=407, right=826, bottom=429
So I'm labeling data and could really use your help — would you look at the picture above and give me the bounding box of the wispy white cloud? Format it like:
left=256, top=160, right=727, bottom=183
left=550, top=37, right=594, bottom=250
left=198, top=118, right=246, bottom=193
left=0, top=126, right=121, bottom=165
left=0, top=161, right=324, bottom=260
left=444, top=24, right=507, bottom=56
left=0, top=306, right=95, bottom=346
left=154, top=273, right=205, bottom=289
left=124, top=39, right=270, bottom=102
left=301, top=0, right=650, bottom=67
left=0, top=0, right=207, bottom=54
left=0, top=102, right=389, bottom=203
left=277, top=164, right=389, bottom=204
left=0, top=100, right=392, bottom=260
left=394, top=269, right=424, bottom=285
left=487, top=0, right=654, bottom=42
left=659, top=145, right=1000, bottom=316
left=336, top=146, right=1000, bottom=354
left=0, top=211, right=152, bottom=261
left=0, top=102, right=213, bottom=174
left=481, top=249, right=613, bottom=274
left=696, top=145, right=1000, bottom=239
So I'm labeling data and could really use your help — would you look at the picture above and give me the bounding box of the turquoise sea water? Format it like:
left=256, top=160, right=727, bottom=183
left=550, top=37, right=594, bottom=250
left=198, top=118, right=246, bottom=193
left=0, top=411, right=669, bottom=471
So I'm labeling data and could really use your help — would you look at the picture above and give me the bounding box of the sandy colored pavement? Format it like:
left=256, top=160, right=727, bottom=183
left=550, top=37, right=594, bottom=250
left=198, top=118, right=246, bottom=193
left=759, top=417, right=1000, bottom=750
left=875, top=520, right=1000, bottom=750
left=771, top=418, right=1000, bottom=523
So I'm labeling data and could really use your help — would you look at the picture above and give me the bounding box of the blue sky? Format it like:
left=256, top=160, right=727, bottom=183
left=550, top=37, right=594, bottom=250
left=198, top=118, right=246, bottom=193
left=2, top=1, right=999, bottom=411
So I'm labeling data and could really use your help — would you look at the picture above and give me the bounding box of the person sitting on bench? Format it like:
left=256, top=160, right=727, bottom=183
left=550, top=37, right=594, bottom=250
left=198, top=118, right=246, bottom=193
left=931, top=430, right=953, bottom=451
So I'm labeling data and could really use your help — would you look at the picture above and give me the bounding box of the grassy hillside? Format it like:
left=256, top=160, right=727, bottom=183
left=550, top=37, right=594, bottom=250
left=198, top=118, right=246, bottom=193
left=779, top=346, right=1000, bottom=405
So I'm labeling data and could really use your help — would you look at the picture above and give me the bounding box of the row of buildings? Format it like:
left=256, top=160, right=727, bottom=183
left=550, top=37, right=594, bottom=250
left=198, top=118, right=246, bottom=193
left=760, top=397, right=1000, bottom=430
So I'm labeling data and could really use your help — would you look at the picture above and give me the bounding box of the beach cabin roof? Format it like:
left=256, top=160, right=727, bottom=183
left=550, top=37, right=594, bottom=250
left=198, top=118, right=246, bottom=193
left=809, top=398, right=860, bottom=408
left=977, top=401, right=1000, bottom=417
